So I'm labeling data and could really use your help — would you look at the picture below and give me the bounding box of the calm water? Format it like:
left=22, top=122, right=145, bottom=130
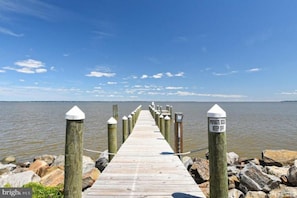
left=0, top=101, right=296, bottom=162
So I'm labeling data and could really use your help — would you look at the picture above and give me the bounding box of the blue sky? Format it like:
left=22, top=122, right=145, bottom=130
left=1, top=0, right=297, bottom=101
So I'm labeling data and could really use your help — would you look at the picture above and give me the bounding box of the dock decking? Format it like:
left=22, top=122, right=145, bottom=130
left=84, top=110, right=206, bottom=198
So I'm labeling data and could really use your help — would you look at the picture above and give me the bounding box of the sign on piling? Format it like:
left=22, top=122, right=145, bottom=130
left=207, top=104, right=228, bottom=198
left=64, top=106, right=85, bottom=198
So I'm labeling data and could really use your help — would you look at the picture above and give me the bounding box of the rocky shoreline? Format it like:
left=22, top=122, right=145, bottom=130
left=1, top=149, right=297, bottom=198
left=189, top=149, right=297, bottom=198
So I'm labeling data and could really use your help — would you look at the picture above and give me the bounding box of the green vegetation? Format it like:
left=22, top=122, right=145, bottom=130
left=3, top=182, right=64, bottom=197
left=23, top=182, right=64, bottom=198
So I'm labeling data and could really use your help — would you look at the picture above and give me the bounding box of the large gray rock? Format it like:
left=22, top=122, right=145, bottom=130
left=182, top=156, right=193, bottom=170
left=287, top=164, right=297, bottom=186
left=264, top=165, right=289, bottom=178
left=227, top=152, right=239, bottom=165
left=0, top=163, right=16, bottom=175
left=95, top=150, right=109, bottom=172
left=190, top=158, right=209, bottom=184
left=34, top=154, right=56, bottom=165
left=52, top=155, right=95, bottom=174
left=1, top=156, right=16, bottom=164
left=82, top=156, right=95, bottom=174
left=262, top=149, right=297, bottom=166
left=228, top=188, right=244, bottom=198
left=238, top=163, right=280, bottom=193
left=51, top=155, right=64, bottom=166
left=245, top=191, right=267, bottom=198
left=0, top=170, right=40, bottom=187
left=269, top=184, right=297, bottom=198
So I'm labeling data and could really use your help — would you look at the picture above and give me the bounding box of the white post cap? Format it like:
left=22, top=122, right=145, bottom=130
left=65, top=105, right=85, bottom=120
left=107, top=117, right=117, bottom=124
left=122, top=116, right=128, bottom=120
left=207, top=104, right=226, bottom=118
left=164, top=116, right=170, bottom=120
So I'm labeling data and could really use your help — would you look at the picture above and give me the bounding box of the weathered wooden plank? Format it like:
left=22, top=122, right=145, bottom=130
left=84, top=110, right=206, bottom=198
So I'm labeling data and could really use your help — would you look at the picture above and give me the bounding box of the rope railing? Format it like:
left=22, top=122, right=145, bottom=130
left=83, top=146, right=208, bottom=157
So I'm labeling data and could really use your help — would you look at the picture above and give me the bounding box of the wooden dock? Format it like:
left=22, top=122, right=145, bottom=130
left=84, top=110, right=206, bottom=198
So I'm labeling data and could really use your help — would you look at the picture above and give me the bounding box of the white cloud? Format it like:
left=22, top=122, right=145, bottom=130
left=0, top=26, right=23, bottom=37
left=246, top=68, right=261, bottom=73
left=213, top=71, right=238, bottom=76
left=152, top=73, right=163, bottom=79
left=15, top=59, right=44, bottom=68
left=0, top=69, right=5, bottom=73
left=139, top=72, right=185, bottom=79
left=86, top=71, right=115, bottom=77
left=107, top=81, right=117, bottom=85
left=280, top=90, right=297, bottom=95
left=169, top=91, right=246, bottom=98
left=165, top=86, right=183, bottom=90
left=141, top=74, right=149, bottom=79
left=165, top=72, right=173, bottom=77
left=36, top=68, right=47, bottom=73
left=3, top=58, right=47, bottom=74
left=175, top=72, right=184, bottom=77
left=0, top=0, right=62, bottom=21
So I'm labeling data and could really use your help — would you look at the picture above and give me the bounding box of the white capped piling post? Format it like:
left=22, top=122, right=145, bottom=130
left=174, top=112, right=184, bottom=159
left=64, top=106, right=85, bottom=198
left=207, top=104, right=228, bottom=198
left=164, top=115, right=171, bottom=142
left=122, top=116, right=128, bottom=143
left=131, top=111, right=136, bottom=128
left=156, top=111, right=160, bottom=127
left=159, top=114, right=164, bottom=135
left=108, top=117, right=117, bottom=162
left=128, top=114, right=133, bottom=134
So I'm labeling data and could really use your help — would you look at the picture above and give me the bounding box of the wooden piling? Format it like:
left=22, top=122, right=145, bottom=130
left=159, top=115, right=164, bottom=135
left=108, top=117, right=117, bottom=162
left=112, top=104, right=118, bottom=121
left=164, top=115, right=171, bottom=142
left=64, top=106, right=85, bottom=198
left=122, top=116, right=128, bottom=143
left=174, top=112, right=183, bottom=159
left=207, top=104, right=228, bottom=198
left=128, top=114, right=133, bottom=134
left=155, top=112, right=160, bottom=127
left=131, top=111, right=136, bottom=128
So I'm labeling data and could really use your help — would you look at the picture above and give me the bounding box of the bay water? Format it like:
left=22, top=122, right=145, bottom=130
left=0, top=101, right=296, bottom=162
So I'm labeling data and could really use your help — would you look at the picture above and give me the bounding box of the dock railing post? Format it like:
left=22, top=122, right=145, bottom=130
left=164, top=115, right=171, bottom=142
left=156, top=112, right=160, bottom=127
left=131, top=111, right=135, bottom=128
left=64, top=106, right=85, bottom=198
left=108, top=117, right=117, bottom=162
left=112, top=104, right=118, bottom=121
left=207, top=104, right=228, bottom=198
left=128, top=114, right=133, bottom=134
left=159, top=115, right=164, bottom=135
left=174, top=112, right=183, bottom=159
left=122, top=116, right=128, bottom=143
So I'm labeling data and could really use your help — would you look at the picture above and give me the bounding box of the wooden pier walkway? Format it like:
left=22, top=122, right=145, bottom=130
left=84, top=110, right=206, bottom=198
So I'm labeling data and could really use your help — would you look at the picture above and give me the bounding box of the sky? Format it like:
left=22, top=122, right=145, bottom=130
left=1, top=0, right=297, bottom=101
